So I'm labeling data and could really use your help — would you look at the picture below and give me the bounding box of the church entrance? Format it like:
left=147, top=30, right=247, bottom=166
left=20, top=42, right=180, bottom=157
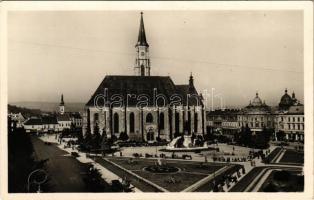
left=147, top=131, right=154, bottom=142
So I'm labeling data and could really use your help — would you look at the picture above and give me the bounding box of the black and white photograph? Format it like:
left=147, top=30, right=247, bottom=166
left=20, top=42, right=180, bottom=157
left=0, top=2, right=313, bottom=200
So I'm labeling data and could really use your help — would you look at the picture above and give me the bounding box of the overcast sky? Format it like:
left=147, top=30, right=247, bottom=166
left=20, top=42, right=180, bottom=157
left=8, top=10, right=303, bottom=108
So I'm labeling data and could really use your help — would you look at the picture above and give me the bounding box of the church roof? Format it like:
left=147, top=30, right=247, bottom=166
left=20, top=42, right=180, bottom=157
left=60, top=94, right=64, bottom=106
left=57, top=113, right=71, bottom=121
left=279, top=89, right=302, bottom=110
left=135, top=12, right=149, bottom=47
left=69, top=112, right=82, bottom=119
left=86, top=75, right=202, bottom=107
left=251, top=93, right=263, bottom=106
left=24, top=116, right=58, bottom=125
left=241, top=92, right=271, bottom=114
left=42, top=116, right=58, bottom=124
left=287, top=105, right=304, bottom=114
left=24, top=118, right=42, bottom=125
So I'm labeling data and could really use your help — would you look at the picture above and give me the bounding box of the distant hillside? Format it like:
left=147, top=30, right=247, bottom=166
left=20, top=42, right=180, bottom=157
left=9, top=102, right=85, bottom=113
left=8, top=104, right=42, bottom=118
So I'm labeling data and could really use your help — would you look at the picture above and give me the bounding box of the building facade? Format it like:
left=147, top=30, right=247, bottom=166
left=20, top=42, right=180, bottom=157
left=237, top=93, right=274, bottom=134
left=83, top=13, right=205, bottom=142
left=274, top=89, right=304, bottom=141
left=206, top=109, right=239, bottom=138
left=206, top=90, right=304, bottom=142
left=22, top=94, right=81, bottom=133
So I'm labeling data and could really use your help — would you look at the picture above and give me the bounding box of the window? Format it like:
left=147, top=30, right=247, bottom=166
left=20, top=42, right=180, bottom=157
left=94, top=113, right=99, bottom=121
left=298, top=117, right=300, bottom=122
left=130, top=112, right=135, bottom=133
left=159, top=112, right=165, bottom=130
left=175, top=112, right=180, bottom=133
left=146, top=113, right=153, bottom=123
left=288, top=117, right=290, bottom=122
left=194, top=113, right=198, bottom=133
left=293, top=117, right=295, bottom=122
left=113, top=113, right=119, bottom=133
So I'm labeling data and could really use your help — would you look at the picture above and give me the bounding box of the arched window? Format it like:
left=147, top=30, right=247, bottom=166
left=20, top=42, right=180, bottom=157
left=141, top=65, right=145, bottom=76
left=175, top=112, right=180, bottom=133
left=194, top=113, right=198, bottom=133
left=94, top=113, right=99, bottom=121
left=146, top=113, right=153, bottom=123
left=187, top=110, right=191, bottom=134
left=113, top=113, right=119, bottom=133
left=159, top=113, right=164, bottom=130
left=130, top=112, right=135, bottom=133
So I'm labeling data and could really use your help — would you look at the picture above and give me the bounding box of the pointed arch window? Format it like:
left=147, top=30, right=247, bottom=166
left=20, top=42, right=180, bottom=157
left=113, top=113, right=119, bottom=133
left=146, top=113, right=153, bottom=123
left=130, top=112, right=135, bottom=133
left=159, top=112, right=165, bottom=130
left=175, top=112, right=180, bottom=133
left=141, top=65, right=145, bottom=76
left=194, top=113, right=198, bottom=133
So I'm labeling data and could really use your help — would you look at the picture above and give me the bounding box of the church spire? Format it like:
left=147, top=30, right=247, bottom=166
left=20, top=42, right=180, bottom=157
left=59, top=94, right=65, bottom=115
left=136, top=12, right=149, bottom=47
left=134, top=12, right=151, bottom=76
left=189, top=72, right=194, bottom=86
left=60, top=94, right=64, bottom=106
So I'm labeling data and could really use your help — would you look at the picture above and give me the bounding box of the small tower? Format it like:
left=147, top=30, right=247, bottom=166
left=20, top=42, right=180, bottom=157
left=189, top=72, right=194, bottom=92
left=59, top=94, right=65, bottom=115
left=134, top=12, right=151, bottom=76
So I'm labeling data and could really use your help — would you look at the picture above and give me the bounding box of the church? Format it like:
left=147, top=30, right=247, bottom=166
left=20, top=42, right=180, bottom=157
left=83, top=13, right=205, bottom=142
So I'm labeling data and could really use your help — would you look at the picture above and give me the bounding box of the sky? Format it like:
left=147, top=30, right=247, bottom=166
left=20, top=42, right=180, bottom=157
left=8, top=10, right=304, bottom=108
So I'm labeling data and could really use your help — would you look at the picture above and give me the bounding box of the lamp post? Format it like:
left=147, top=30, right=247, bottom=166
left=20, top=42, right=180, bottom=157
left=27, top=169, right=47, bottom=193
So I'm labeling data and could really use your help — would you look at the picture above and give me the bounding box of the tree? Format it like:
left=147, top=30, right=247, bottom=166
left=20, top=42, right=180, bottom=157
left=251, top=128, right=272, bottom=149
left=237, top=125, right=252, bottom=147
left=8, top=128, right=50, bottom=192
left=119, top=132, right=129, bottom=141
left=276, top=131, right=286, bottom=141
left=83, top=164, right=107, bottom=192
left=90, top=123, right=101, bottom=151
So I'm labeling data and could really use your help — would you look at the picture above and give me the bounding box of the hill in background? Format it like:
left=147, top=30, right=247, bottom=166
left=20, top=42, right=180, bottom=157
left=9, top=102, right=85, bottom=113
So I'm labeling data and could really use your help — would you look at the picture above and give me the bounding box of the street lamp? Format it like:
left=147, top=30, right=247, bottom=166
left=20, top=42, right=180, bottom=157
left=27, top=169, right=47, bottom=193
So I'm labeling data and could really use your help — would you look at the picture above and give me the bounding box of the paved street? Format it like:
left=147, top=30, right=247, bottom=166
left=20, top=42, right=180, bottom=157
left=31, top=136, right=88, bottom=192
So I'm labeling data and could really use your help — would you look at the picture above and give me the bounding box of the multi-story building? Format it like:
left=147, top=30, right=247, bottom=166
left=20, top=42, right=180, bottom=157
left=274, top=89, right=304, bottom=142
left=69, top=112, right=83, bottom=128
left=206, top=90, right=304, bottom=142
left=206, top=109, right=239, bottom=138
left=23, top=116, right=58, bottom=133
left=8, top=112, right=25, bottom=128
left=237, top=92, right=274, bottom=134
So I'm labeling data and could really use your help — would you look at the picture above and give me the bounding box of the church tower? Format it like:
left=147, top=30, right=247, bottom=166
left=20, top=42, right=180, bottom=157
left=59, top=94, right=65, bottom=115
left=134, top=12, right=150, bottom=76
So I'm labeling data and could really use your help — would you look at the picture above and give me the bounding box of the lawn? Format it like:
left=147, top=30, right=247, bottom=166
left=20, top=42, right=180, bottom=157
left=104, top=157, right=227, bottom=192
left=258, top=169, right=304, bottom=192
left=279, top=150, right=304, bottom=164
